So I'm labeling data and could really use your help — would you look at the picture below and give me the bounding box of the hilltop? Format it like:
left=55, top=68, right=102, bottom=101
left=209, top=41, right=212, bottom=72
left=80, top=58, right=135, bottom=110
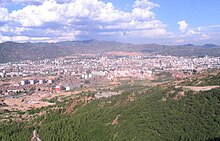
left=1, top=69, right=220, bottom=140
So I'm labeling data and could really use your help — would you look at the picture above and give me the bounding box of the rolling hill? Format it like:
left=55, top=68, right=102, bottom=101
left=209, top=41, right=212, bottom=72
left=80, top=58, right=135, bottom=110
left=1, top=70, right=220, bottom=140
left=0, top=40, right=220, bottom=63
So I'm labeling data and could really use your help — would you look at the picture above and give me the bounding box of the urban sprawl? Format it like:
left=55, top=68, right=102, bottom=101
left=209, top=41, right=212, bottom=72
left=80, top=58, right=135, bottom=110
left=0, top=54, right=220, bottom=112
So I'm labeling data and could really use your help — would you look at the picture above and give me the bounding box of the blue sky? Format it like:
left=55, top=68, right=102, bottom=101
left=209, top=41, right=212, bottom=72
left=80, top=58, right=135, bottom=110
left=0, top=0, right=220, bottom=45
left=105, top=0, right=220, bottom=31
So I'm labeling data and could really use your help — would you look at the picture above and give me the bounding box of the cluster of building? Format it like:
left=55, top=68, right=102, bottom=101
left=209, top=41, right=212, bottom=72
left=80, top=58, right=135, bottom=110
left=20, top=79, right=53, bottom=85
left=0, top=54, right=220, bottom=97
left=1, top=55, right=220, bottom=79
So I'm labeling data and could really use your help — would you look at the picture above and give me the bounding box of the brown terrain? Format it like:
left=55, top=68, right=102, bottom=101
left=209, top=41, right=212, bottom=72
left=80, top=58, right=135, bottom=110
left=183, top=86, right=219, bottom=92
left=105, top=51, right=144, bottom=56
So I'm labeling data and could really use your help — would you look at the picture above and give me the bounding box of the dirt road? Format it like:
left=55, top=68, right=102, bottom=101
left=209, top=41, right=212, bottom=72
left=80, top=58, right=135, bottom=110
left=183, top=86, right=219, bottom=91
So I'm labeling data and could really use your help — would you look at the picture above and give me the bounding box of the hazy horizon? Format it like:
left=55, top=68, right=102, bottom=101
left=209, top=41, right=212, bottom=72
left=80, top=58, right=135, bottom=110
left=1, top=39, right=220, bottom=47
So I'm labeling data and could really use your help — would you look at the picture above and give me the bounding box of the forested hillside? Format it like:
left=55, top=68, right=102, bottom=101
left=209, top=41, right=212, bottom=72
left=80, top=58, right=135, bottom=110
left=182, top=71, right=220, bottom=86
left=1, top=84, right=220, bottom=141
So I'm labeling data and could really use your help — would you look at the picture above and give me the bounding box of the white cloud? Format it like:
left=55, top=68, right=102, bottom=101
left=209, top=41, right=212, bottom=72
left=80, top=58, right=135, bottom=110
left=105, top=20, right=165, bottom=31
left=0, top=25, right=26, bottom=35
left=0, top=7, right=9, bottom=21
left=127, top=28, right=169, bottom=38
left=133, top=0, right=159, bottom=9
left=0, top=0, right=169, bottom=43
left=178, top=20, right=188, bottom=33
left=175, top=39, right=185, bottom=44
left=10, top=0, right=61, bottom=27
left=131, top=8, right=155, bottom=21
left=187, top=29, right=199, bottom=35
left=201, top=34, right=210, bottom=40
left=169, top=23, right=220, bottom=45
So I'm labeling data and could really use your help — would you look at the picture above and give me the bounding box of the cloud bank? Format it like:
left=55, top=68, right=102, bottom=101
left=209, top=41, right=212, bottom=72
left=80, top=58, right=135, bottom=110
left=0, top=0, right=170, bottom=43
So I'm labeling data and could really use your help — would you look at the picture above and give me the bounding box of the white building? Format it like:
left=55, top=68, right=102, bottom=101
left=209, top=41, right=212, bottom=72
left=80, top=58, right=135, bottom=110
left=39, top=79, right=45, bottom=84
left=48, top=79, right=53, bottom=84
left=21, top=80, right=29, bottom=85
left=30, top=80, right=37, bottom=85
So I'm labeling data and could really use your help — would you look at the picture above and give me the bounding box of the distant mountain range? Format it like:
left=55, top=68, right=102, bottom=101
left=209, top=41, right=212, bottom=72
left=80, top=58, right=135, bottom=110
left=202, top=44, right=218, bottom=48
left=0, top=40, right=220, bottom=63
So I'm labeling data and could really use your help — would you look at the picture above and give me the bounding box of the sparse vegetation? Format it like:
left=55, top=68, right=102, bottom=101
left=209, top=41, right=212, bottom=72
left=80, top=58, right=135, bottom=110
left=182, top=71, right=220, bottom=86
left=153, top=71, right=174, bottom=82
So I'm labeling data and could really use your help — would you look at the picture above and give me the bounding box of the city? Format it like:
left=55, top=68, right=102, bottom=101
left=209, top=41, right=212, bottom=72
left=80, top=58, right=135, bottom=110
left=1, top=0, right=220, bottom=140
left=1, top=53, right=220, bottom=113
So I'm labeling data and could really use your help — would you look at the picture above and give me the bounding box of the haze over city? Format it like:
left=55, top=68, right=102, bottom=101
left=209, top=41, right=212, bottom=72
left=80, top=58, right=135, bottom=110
left=0, top=0, right=220, bottom=44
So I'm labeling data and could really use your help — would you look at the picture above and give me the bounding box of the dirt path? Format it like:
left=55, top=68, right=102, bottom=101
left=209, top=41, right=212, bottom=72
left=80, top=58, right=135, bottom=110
left=64, top=100, right=77, bottom=114
left=183, top=86, right=219, bottom=91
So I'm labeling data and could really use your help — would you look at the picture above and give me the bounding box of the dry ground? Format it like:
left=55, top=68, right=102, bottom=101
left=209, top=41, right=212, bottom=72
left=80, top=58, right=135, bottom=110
left=182, top=86, right=219, bottom=92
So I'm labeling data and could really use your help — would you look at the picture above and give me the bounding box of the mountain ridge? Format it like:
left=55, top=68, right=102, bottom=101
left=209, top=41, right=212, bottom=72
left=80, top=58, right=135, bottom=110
left=1, top=40, right=220, bottom=63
